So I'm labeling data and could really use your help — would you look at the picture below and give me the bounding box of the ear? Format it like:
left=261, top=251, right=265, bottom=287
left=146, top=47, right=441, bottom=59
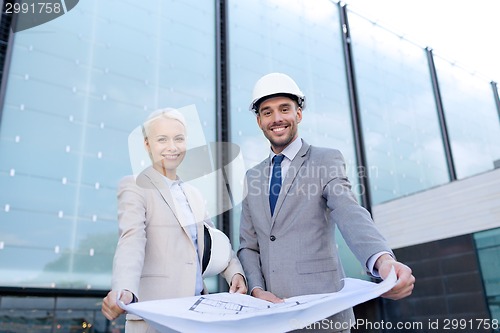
left=296, top=107, right=303, bottom=124
left=144, top=138, right=150, bottom=152
left=256, top=112, right=262, bottom=127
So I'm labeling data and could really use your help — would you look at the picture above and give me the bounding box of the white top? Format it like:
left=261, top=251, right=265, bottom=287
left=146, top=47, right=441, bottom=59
left=164, top=176, right=204, bottom=295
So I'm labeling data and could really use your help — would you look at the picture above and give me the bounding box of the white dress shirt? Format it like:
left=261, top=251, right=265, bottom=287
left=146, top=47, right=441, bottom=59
left=164, top=176, right=204, bottom=295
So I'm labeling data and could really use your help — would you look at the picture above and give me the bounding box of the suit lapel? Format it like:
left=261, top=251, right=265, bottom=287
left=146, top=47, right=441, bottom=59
left=259, top=159, right=273, bottom=223
left=142, top=167, right=196, bottom=250
left=271, top=141, right=310, bottom=227
left=142, top=167, right=181, bottom=222
left=183, top=186, right=206, bottom=259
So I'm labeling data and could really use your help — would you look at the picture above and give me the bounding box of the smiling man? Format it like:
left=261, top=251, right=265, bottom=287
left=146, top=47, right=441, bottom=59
left=237, top=73, right=415, bottom=333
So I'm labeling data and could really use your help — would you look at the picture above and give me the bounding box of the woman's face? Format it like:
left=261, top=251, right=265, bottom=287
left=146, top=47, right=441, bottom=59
left=144, top=117, right=186, bottom=179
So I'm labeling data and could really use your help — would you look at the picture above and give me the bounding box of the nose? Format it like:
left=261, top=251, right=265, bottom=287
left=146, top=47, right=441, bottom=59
left=271, top=110, right=284, bottom=123
left=165, top=139, right=177, bottom=151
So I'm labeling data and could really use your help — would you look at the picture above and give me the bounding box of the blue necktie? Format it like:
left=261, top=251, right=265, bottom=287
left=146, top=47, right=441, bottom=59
left=269, top=154, right=285, bottom=216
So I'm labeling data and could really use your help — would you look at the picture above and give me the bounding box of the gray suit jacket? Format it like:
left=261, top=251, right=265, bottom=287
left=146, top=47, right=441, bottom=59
left=238, top=140, right=392, bottom=330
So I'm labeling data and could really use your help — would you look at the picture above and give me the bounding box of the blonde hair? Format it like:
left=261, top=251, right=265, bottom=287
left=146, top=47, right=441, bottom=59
left=142, top=108, right=187, bottom=139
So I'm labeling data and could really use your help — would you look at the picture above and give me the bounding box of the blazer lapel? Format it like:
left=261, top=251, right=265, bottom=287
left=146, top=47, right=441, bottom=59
left=142, top=167, right=181, bottom=222
left=142, top=168, right=196, bottom=250
left=259, top=159, right=273, bottom=223
left=271, top=141, right=310, bottom=227
left=183, top=186, right=206, bottom=260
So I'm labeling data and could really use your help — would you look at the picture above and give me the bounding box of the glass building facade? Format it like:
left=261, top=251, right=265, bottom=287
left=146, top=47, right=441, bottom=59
left=0, top=0, right=499, bottom=332
left=1, top=0, right=217, bottom=288
left=348, top=12, right=450, bottom=204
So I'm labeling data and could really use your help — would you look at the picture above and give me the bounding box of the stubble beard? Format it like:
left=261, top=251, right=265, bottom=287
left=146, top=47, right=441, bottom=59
left=265, top=126, right=297, bottom=151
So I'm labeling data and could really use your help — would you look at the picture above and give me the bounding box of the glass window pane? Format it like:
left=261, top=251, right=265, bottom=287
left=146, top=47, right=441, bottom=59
left=434, top=56, right=500, bottom=179
left=474, top=228, right=500, bottom=321
left=348, top=11, right=450, bottom=205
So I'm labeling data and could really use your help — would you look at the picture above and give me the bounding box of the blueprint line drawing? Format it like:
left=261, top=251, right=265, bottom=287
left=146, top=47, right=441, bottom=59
left=187, top=294, right=326, bottom=316
left=189, top=296, right=254, bottom=314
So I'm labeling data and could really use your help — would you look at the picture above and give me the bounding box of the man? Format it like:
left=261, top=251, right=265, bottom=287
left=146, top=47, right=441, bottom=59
left=237, top=73, right=414, bottom=332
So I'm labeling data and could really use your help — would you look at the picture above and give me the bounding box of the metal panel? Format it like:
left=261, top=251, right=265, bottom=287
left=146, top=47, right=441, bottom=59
left=373, top=168, right=500, bottom=249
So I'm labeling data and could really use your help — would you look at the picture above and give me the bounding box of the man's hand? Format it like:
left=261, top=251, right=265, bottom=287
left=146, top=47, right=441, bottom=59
left=101, top=290, right=134, bottom=320
left=229, top=274, right=248, bottom=294
left=251, top=287, right=284, bottom=303
left=376, top=254, right=415, bottom=300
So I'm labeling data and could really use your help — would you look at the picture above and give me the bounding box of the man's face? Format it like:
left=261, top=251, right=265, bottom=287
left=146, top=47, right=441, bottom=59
left=144, top=117, right=186, bottom=178
left=256, top=96, right=302, bottom=153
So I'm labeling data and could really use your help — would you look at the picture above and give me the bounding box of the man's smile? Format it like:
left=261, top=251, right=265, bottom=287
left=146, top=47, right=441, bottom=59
left=270, top=125, right=288, bottom=133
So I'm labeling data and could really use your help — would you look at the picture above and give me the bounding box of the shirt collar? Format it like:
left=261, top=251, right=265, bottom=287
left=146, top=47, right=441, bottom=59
left=163, top=175, right=182, bottom=188
left=269, top=137, right=302, bottom=162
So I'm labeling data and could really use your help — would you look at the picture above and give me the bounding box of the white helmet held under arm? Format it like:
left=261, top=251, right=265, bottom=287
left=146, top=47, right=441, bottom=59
left=249, top=72, right=306, bottom=114
left=202, top=224, right=232, bottom=277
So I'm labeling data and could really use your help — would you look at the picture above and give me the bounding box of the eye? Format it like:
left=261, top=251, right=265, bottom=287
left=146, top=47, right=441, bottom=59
left=175, top=136, right=185, bottom=143
left=262, top=110, right=272, bottom=117
left=157, top=137, right=167, bottom=143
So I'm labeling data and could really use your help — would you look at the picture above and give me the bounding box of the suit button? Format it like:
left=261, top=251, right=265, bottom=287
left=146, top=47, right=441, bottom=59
left=270, top=235, right=276, bottom=241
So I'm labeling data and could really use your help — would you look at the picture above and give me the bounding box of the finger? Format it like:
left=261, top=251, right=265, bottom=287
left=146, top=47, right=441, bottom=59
left=229, top=277, right=243, bottom=293
left=390, top=280, right=413, bottom=294
left=101, top=307, right=117, bottom=321
left=382, top=279, right=415, bottom=300
left=230, top=281, right=243, bottom=293
left=102, top=294, right=126, bottom=320
left=118, top=290, right=134, bottom=305
left=236, top=284, right=248, bottom=294
left=269, top=295, right=284, bottom=303
left=396, top=268, right=413, bottom=283
left=262, top=292, right=284, bottom=303
left=394, top=273, right=415, bottom=291
left=232, top=286, right=243, bottom=294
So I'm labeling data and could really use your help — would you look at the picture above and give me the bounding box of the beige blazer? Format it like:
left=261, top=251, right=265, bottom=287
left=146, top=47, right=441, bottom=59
left=111, top=166, right=244, bottom=325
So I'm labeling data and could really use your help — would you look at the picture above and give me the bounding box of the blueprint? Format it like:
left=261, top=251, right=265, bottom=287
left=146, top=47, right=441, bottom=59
left=118, top=267, right=397, bottom=333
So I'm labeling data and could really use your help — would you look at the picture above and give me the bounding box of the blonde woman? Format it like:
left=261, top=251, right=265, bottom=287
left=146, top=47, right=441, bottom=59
left=102, top=108, right=246, bottom=333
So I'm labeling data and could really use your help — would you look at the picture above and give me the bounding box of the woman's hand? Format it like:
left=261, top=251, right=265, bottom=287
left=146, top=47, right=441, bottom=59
left=229, top=273, right=248, bottom=294
left=101, top=290, right=134, bottom=320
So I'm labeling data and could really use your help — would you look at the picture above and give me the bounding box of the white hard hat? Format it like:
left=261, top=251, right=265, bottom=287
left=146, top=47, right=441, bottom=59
left=202, top=224, right=232, bottom=277
left=249, top=72, right=306, bottom=113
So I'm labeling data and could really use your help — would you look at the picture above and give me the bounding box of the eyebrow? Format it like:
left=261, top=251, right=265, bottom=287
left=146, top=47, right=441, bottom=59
left=260, top=102, right=294, bottom=112
left=155, top=134, right=185, bottom=138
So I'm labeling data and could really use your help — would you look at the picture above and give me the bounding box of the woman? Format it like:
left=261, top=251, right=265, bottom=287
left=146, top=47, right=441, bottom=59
left=102, top=108, right=247, bottom=332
